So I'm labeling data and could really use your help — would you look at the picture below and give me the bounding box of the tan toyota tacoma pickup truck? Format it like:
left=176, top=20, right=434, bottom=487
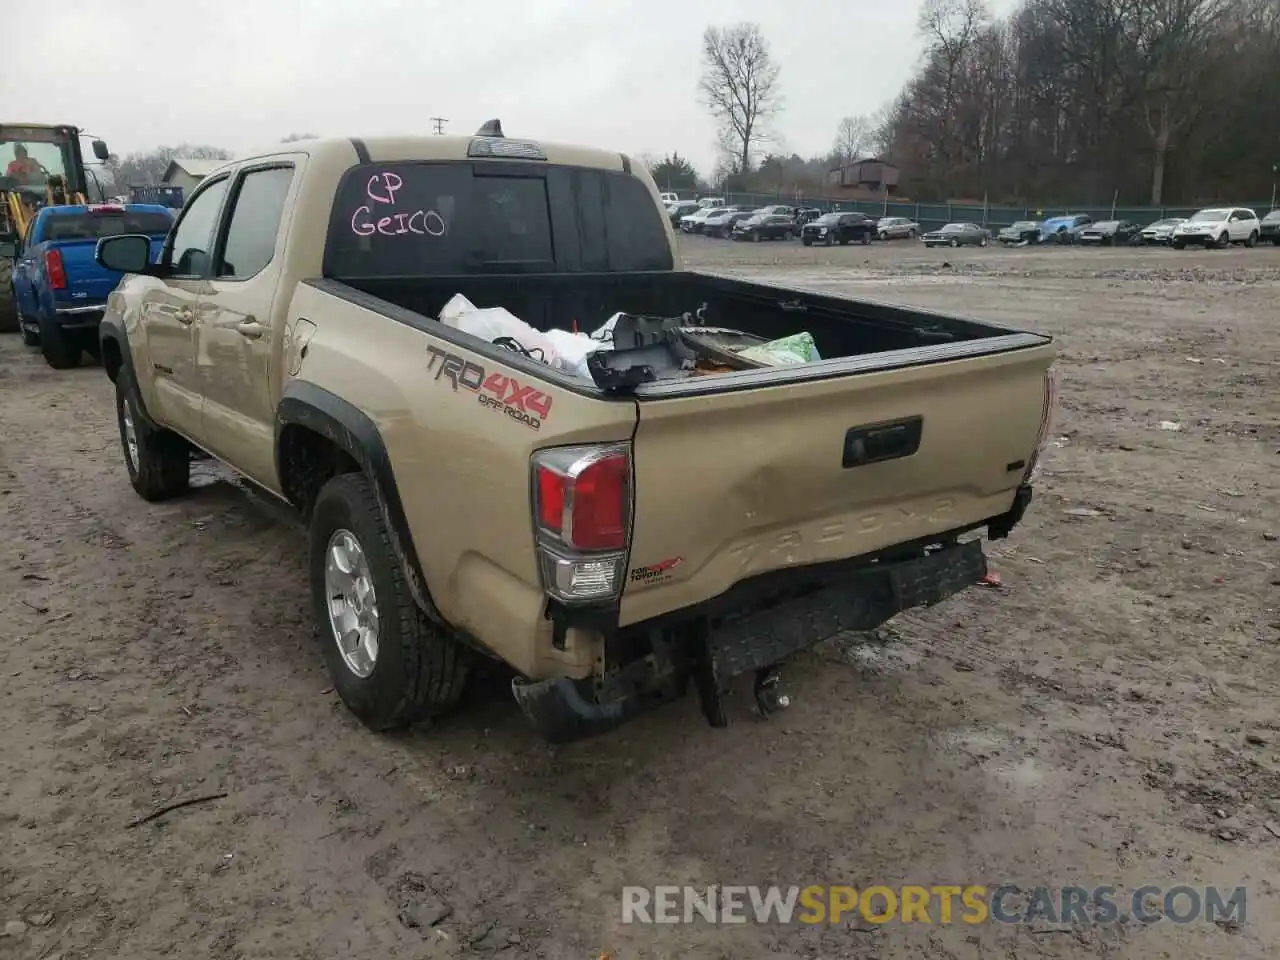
left=95, top=122, right=1057, bottom=742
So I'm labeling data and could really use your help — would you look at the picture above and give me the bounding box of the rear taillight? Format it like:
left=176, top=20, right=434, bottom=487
left=87, top=204, right=124, bottom=214
left=531, top=443, right=632, bottom=603
left=45, top=249, right=67, bottom=290
left=1024, top=366, right=1058, bottom=483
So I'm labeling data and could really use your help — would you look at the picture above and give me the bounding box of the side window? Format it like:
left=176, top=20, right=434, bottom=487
left=22, top=219, right=36, bottom=251
left=216, top=166, right=295, bottom=279
left=169, top=177, right=229, bottom=278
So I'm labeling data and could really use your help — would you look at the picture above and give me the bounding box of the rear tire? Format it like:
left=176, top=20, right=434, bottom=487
left=861, top=232, right=871, bottom=245
left=115, top=372, right=190, bottom=502
left=38, top=319, right=82, bottom=369
left=0, top=273, right=18, bottom=334
left=309, top=473, right=470, bottom=731
left=1173, top=240, right=1186, bottom=250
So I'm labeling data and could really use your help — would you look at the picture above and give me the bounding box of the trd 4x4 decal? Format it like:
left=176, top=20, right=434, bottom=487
left=426, top=345, right=553, bottom=430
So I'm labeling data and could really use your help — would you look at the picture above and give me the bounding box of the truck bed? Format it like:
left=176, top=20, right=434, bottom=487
left=335, top=270, right=1045, bottom=383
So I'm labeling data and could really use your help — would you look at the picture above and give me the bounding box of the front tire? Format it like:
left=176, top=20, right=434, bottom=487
left=309, top=473, right=469, bottom=731
left=1173, top=240, right=1186, bottom=250
left=878, top=231, right=888, bottom=241
left=861, top=231, right=871, bottom=245
left=949, top=238, right=960, bottom=248
left=1246, top=231, right=1258, bottom=248
left=115, top=372, right=190, bottom=501
left=20, top=323, right=39, bottom=347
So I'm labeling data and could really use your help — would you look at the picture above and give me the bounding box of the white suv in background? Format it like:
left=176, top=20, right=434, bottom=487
left=1171, top=207, right=1261, bottom=249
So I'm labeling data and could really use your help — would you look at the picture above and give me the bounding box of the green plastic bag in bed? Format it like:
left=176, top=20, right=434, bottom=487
left=738, top=331, right=822, bottom=366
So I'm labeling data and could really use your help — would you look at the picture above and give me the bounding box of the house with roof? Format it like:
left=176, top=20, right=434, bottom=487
left=160, top=157, right=228, bottom=195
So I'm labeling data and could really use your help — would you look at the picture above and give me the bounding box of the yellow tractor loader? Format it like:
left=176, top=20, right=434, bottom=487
left=0, top=123, right=109, bottom=333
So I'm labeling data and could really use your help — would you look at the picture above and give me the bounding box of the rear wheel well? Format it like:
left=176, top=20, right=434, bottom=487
left=278, top=424, right=361, bottom=519
left=101, top=335, right=124, bottom=383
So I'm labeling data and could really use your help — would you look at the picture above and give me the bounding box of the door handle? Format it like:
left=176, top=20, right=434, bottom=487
left=236, top=318, right=265, bottom=340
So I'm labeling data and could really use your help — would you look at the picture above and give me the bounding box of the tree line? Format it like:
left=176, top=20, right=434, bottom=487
left=882, top=0, right=1280, bottom=204
left=679, top=5, right=1279, bottom=205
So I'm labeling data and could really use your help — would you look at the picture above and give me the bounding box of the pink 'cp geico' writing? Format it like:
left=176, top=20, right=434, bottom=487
left=350, top=172, right=447, bottom=238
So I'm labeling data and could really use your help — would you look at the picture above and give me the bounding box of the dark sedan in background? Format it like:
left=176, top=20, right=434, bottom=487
left=1078, top=220, right=1144, bottom=245
left=1261, top=209, right=1280, bottom=245
left=702, top=207, right=758, bottom=238
left=801, top=212, right=875, bottom=246
left=732, top=213, right=797, bottom=241
left=997, top=220, right=1041, bottom=244
left=666, top=201, right=699, bottom=227
left=922, top=222, right=989, bottom=247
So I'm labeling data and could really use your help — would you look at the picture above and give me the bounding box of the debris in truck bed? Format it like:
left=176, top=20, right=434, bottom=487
left=437, top=292, right=826, bottom=390
left=738, top=331, right=822, bottom=366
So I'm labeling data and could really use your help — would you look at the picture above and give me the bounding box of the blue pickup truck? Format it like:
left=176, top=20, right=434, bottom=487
left=12, top=203, right=173, bottom=368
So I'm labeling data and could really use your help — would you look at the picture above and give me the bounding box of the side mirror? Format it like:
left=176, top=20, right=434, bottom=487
left=96, top=234, right=155, bottom=274
left=91, top=140, right=110, bottom=162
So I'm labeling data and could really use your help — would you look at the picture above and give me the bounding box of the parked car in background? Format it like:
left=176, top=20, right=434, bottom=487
left=1039, top=214, right=1093, bottom=244
left=680, top=207, right=722, bottom=234
left=1261, top=209, right=1280, bottom=245
left=667, top=201, right=699, bottom=227
left=659, top=192, right=679, bottom=205
left=1138, top=217, right=1186, bottom=245
left=876, top=216, right=919, bottom=240
left=801, top=212, right=875, bottom=246
left=11, top=202, right=173, bottom=367
left=751, top=204, right=796, bottom=219
left=732, top=212, right=797, bottom=241
left=997, top=220, right=1041, bottom=245
left=696, top=197, right=726, bottom=209
left=922, top=223, right=989, bottom=248
left=794, top=208, right=823, bottom=227
left=1078, top=220, right=1144, bottom=246
left=702, top=207, right=757, bottom=238
left=1171, top=207, right=1260, bottom=248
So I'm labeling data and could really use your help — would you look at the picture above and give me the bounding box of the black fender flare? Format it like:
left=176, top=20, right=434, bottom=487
left=275, top=381, right=443, bottom=623
left=98, top=313, right=161, bottom=430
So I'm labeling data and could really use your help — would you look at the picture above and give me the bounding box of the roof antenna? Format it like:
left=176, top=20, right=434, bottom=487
left=475, top=119, right=504, bottom=138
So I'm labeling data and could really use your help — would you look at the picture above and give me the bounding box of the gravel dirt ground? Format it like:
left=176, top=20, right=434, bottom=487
left=2, top=237, right=1278, bottom=960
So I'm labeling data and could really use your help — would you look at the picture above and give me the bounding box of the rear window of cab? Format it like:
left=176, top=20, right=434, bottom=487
left=324, top=162, right=673, bottom=278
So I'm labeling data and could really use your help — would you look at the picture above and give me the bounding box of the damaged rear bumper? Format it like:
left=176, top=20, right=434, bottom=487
left=511, top=485, right=1032, bottom=743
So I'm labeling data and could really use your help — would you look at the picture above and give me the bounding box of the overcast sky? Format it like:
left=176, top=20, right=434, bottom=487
left=8, top=0, right=1019, bottom=175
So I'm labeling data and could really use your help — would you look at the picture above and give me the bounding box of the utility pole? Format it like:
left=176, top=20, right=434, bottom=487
left=430, top=117, right=448, bottom=136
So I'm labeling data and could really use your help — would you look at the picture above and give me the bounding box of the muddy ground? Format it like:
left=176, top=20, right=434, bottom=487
left=2, top=238, right=1278, bottom=960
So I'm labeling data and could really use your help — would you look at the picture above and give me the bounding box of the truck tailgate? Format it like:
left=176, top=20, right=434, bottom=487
left=619, top=342, right=1055, bottom=626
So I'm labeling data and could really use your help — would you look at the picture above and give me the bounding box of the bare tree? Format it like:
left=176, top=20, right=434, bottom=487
left=833, top=115, right=874, bottom=162
left=105, top=144, right=233, bottom=188
left=699, top=23, right=782, bottom=175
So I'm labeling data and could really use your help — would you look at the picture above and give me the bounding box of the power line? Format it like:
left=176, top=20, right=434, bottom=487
left=430, top=117, right=448, bottom=136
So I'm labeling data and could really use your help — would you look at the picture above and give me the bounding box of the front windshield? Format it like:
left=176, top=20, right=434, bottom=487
left=1012, top=221, right=1037, bottom=229
left=1263, top=210, right=1280, bottom=222
left=1094, top=221, right=1119, bottom=229
left=941, top=223, right=963, bottom=231
left=815, top=214, right=840, bottom=224
left=1, top=137, right=70, bottom=193
left=1190, top=209, right=1228, bottom=222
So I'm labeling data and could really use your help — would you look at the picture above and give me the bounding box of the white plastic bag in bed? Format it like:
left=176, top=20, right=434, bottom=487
left=438, top=293, right=564, bottom=370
